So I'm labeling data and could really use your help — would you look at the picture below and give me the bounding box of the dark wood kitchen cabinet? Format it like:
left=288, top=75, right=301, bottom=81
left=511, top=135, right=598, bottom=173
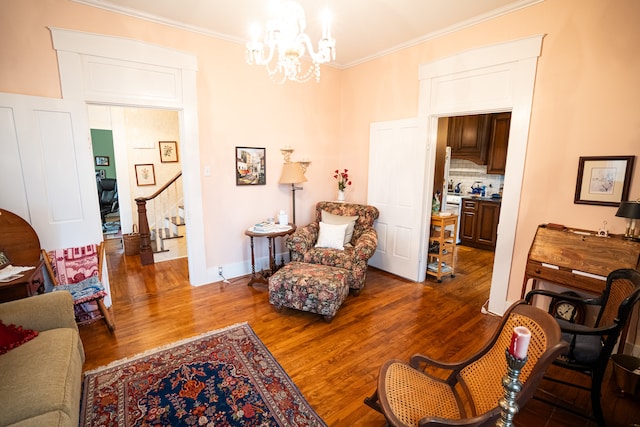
left=486, top=112, right=511, bottom=174
left=460, top=198, right=501, bottom=251
left=447, top=115, right=491, bottom=164
left=460, top=199, right=478, bottom=241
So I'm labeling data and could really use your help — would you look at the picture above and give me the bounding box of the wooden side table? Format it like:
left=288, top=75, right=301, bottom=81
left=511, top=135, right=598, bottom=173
left=245, top=224, right=296, bottom=286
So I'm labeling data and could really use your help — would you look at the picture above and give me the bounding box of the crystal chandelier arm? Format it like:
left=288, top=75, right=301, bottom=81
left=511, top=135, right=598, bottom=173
left=297, top=33, right=334, bottom=64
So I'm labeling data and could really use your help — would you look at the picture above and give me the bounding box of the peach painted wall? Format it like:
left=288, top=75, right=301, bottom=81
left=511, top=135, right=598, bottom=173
left=342, top=0, right=640, bottom=304
left=1, top=0, right=639, bottom=307
left=0, top=0, right=343, bottom=272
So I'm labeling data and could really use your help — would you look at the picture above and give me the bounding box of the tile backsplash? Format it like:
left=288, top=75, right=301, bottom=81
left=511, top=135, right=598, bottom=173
left=447, top=158, right=504, bottom=196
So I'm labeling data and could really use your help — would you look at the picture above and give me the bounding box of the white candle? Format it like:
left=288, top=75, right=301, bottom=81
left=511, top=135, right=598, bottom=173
left=322, top=10, right=331, bottom=39
left=509, top=326, right=531, bottom=360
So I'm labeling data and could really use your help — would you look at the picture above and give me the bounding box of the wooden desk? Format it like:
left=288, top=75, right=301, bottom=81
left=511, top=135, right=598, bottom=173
left=0, top=209, right=44, bottom=302
left=245, top=224, right=296, bottom=286
left=0, top=261, right=45, bottom=303
left=521, top=224, right=640, bottom=298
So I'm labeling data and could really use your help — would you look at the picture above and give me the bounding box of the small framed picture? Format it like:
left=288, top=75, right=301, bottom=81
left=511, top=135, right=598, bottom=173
left=574, top=156, right=635, bottom=206
left=135, top=164, right=156, bottom=186
left=236, top=147, right=266, bottom=186
left=159, top=141, right=179, bottom=163
left=95, top=156, right=109, bottom=166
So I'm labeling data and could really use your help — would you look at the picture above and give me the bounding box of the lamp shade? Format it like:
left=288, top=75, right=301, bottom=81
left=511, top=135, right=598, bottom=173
left=615, top=201, right=640, bottom=219
left=279, top=162, right=307, bottom=184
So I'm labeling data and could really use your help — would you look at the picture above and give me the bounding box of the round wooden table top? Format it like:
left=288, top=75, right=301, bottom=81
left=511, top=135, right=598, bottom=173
left=0, top=209, right=41, bottom=266
left=245, top=223, right=296, bottom=238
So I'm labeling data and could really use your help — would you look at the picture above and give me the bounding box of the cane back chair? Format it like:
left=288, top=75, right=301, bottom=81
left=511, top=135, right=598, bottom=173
left=525, top=268, right=640, bottom=426
left=364, top=301, right=568, bottom=427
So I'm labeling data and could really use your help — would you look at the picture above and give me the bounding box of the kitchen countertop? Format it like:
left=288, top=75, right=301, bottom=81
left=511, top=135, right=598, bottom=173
left=453, top=193, right=502, bottom=202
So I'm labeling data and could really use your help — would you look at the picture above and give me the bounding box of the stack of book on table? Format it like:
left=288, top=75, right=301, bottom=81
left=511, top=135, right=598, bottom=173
left=253, top=222, right=276, bottom=232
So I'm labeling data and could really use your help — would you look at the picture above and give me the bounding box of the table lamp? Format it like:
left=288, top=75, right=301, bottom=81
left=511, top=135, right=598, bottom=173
left=615, top=199, right=640, bottom=240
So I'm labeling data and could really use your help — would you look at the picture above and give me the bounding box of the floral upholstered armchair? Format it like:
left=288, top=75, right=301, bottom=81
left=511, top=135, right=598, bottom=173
left=285, top=201, right=379, bottom=293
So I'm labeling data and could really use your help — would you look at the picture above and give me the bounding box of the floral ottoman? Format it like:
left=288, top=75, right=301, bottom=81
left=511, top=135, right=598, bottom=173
left=268, top=262, right=349, bottom=322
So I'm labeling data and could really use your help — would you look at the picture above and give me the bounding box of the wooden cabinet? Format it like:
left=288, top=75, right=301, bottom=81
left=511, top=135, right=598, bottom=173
left=460, top=199, right=478, bottom=241
left=486, top=112, right=511, bottom=174
left=460, top=198, right=501, bottom=251
left=447, top=115, right=490, bottom=164
left=447, top=113, right=511, bottom=172
left=427, top=214, right=457, bottom=282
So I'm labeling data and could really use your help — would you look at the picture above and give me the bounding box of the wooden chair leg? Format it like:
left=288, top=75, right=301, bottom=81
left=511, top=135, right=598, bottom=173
left=364, top=390, right=382, bottom=413
left=96, top=298, right=116, bottom=331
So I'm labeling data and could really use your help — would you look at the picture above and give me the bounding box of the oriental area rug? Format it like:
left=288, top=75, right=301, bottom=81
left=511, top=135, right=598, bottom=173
left=80, top=323, right=327, bottom=426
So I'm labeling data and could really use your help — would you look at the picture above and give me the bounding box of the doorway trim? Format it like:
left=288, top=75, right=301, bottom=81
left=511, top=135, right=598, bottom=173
left=50, top=27, right=208, bottom=286
left=418, top=35, right=544, bottom=315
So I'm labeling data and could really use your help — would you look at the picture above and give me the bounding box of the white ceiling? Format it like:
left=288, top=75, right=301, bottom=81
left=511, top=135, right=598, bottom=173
left=73, top=0, right=541, bottom=67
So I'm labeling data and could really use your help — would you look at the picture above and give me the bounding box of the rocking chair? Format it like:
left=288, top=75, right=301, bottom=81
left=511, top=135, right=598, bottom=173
left=364, top=301, right=568, bottom=426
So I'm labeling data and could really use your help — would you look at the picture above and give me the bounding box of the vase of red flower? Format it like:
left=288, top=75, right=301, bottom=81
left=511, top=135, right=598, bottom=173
left=334, top=169, right=351, bottom=201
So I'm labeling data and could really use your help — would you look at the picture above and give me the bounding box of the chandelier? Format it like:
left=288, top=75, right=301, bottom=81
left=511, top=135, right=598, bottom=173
left=246, top=1, right=336, bottom=84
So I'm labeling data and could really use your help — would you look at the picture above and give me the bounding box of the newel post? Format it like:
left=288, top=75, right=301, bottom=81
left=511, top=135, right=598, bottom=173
left=136, top=198, right=154, bottom=265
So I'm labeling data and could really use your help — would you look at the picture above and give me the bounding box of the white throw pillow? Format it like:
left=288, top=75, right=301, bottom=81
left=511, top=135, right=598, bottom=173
left=315, top=221, right=349, bottom=250
left=321, top=210, right=359, bottom=244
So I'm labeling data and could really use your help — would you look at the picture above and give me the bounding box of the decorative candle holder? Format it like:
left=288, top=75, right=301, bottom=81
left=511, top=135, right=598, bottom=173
left=496, top=349, right=528, bottom=427
left=298, top=160, right=311, bottom=173
left=280, top=148, right=294, bottom=163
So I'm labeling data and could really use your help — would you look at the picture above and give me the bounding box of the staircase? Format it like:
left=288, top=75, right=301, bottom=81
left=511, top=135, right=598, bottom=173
left=136, top=172, right=185, bottom=264
left=150, top=206, right=185, bottom=254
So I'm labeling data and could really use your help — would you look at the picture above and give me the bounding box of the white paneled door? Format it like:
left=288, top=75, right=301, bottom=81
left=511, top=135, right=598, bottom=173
left=0, top=93, right=102, bottom=250
left=368, top=118, right=430, bottom=282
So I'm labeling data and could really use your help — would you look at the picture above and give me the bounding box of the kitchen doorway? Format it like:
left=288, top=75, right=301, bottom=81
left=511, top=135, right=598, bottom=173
left=418, top=35, right=543, bottom=314
left=431, top=113, right=511, bottom=304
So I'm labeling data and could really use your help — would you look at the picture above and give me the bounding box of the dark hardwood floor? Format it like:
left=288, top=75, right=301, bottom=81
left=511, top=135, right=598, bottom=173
left=79, top=242, right=640, bottom=426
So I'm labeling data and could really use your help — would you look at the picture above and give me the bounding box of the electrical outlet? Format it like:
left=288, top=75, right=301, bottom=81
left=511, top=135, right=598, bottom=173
left=218, top=266, right=223, bottom=276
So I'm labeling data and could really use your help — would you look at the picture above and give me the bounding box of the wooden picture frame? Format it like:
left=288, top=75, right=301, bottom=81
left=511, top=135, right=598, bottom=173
left=236, top=147, right=266, bottom=186
left=574, top=156, right=635, bottom=206
left=135, top=164, right=156, bottom=186
left=95, top=156, right=109, bottom=166
left=159, top=141, right=179, bottom=163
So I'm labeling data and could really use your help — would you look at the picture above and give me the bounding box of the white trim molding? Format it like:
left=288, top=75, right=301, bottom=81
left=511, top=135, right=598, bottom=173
left=49, top=27, right=209, bottom=286
left=419, top=34, right=544, bottom=315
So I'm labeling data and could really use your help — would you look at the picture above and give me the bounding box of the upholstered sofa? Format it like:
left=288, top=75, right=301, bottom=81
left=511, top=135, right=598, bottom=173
left=285, top=201, right=379, bottom=292
left=0, top=292, right=84, bottom=427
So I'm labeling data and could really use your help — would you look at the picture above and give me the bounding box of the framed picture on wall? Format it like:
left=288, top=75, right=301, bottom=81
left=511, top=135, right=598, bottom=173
left=95, top=156, right=109, bottom=166
left=159, top=141, right=179, bottom=163
left=236, top=147, right=266, bottom=186
left=135, top=164, right=156, bottom=186
left=574, top=155, right=635, bottom=206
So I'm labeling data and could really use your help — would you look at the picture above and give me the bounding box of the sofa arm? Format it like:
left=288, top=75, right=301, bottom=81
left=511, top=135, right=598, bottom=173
left=285, top=223, right=319, bottom=255
left=0, top=292, right=78, bottom=332
left=353, top=228, right=378, bottom=261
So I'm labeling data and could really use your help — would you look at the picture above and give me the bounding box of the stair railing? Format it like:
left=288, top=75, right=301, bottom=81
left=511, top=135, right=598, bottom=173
left=135, top=171, right=183, bottom=265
